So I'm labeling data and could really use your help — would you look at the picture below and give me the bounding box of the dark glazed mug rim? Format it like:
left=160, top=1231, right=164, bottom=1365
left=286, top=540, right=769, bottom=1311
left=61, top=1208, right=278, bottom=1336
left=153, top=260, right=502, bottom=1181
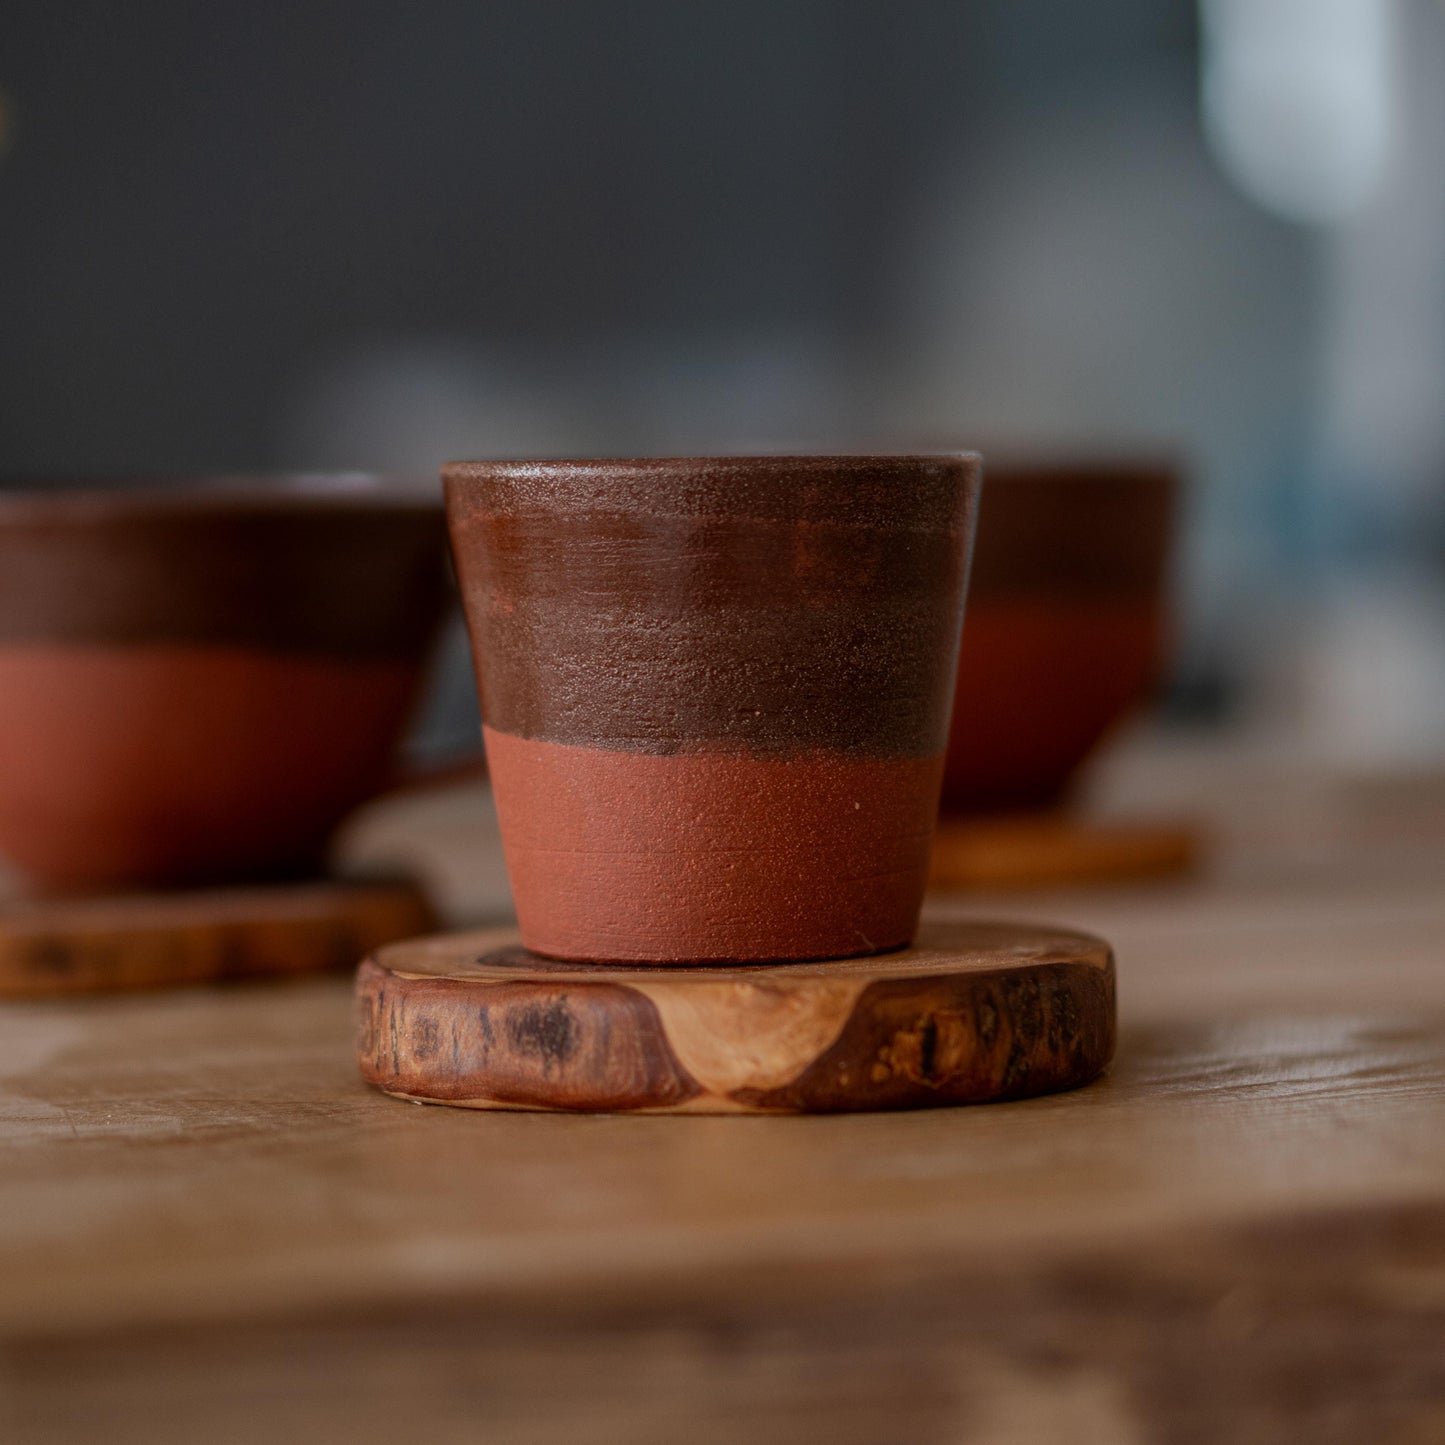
left=442, top=454, right=982, bottom=528
left=0, top=474, right=449, bottom=656
left=444, top=451, right=981, bottom=757
left=443, top=452, right=981, bottom=486
left=0, top=474, right=438, bottom=524
left=444, top=452, right=981, bottom=465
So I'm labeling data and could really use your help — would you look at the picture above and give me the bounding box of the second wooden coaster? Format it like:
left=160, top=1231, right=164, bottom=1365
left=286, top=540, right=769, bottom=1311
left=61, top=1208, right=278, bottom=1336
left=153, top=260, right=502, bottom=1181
left=0, top=878, right=437, bottom=998
left=930, top=814, right=1199, bottom=891
left=356, top=920, right=1116, bottom=1115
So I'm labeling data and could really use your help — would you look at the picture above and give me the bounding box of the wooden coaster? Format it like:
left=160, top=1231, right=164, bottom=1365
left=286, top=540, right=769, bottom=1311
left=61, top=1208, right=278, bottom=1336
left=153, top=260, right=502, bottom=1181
left=0, top=878, right=437, bottom=998
left=356, top=920, right=1115, bottom=1115
left=930, top=815, right=1199, bottom=891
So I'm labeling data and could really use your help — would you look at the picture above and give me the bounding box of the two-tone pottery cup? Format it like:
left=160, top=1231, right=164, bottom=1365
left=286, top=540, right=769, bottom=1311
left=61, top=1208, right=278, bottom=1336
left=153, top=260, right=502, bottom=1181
left=0, top=476, right=450, bottom=891
left=941, top=458, right=1176, bottom=813
left=445, top=454, right=981, bottom=963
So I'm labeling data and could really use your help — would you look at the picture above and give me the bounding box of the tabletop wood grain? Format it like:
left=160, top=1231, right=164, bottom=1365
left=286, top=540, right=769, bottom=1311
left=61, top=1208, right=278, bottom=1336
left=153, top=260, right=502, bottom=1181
left=3, top=738, right=1443, bottom=1443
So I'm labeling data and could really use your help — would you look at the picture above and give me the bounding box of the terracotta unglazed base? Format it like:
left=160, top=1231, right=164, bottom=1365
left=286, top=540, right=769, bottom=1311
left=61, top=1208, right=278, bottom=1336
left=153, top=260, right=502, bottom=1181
left=0, top=645, right=424, bottom=889
left=355, top=920, right=1116, bottom=1115
left=0, top=877, right=436, bottom=997
left=485, top=727, right=943, bottom=962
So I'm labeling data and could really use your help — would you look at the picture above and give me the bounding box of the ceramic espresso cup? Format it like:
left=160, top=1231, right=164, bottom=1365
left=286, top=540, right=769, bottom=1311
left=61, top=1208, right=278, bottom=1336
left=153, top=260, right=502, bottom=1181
left=941, top=459, right=1176, bottom=813
left=0, top=477, right=450, bottom=891
left=445, top=454, right=981, bottom=963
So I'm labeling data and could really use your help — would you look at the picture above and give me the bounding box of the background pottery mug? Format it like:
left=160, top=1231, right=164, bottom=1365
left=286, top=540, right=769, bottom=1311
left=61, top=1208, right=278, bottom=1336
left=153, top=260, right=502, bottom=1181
left=0, top=477, right=451, bottom=891
left=445, top=454, right=981, bottom=964
left=941, top=458, right=1177, bottom=814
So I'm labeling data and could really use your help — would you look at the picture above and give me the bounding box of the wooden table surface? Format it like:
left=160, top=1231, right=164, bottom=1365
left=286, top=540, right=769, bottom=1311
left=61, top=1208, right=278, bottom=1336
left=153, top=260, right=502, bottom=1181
left=3, top=734, right=1444, bottom=1443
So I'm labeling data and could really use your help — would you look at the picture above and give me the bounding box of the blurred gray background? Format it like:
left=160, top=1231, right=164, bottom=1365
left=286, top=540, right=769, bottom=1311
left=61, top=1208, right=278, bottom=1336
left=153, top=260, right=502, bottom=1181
left=3, top=0, right=1443, bottom=763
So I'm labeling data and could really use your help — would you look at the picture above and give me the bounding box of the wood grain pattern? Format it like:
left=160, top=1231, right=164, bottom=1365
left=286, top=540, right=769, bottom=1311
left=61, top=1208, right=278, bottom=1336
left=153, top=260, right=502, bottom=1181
left=0, top=878, right=436, bottom=996
left=356, top=921, right=1116, bottom=1113
left=3, top=751, right=1445, bottom=1443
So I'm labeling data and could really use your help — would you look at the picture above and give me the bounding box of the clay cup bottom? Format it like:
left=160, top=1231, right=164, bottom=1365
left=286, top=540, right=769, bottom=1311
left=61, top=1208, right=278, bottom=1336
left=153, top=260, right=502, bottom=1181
left=944, top=598, right=1164, bottom=812
left=0, top=644, right=424, bottom=890
left=485, top=728, right=945, bottom=964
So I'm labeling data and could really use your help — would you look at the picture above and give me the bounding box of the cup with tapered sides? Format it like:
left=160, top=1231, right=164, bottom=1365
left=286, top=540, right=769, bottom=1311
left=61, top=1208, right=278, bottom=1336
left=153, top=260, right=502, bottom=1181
left=0, top=476, right=450, bottom=891
left=444, top=454, right=981, bottom=963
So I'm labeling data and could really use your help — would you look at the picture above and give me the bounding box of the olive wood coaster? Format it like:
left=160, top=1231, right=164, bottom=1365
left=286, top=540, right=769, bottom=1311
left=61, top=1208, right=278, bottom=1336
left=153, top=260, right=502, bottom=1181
left=0, top=877, right=436, bottom=998
left=930, top=814, right=1199, bottom=891
left=355, top=920, right=1115, bottom=1115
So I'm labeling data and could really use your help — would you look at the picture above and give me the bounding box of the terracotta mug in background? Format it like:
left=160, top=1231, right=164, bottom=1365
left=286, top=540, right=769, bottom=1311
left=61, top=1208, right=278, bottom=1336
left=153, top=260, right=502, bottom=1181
left=0, top=477, right=452, bottom=892
left=445, top=454, right=981, bottom=964
left=941, top=458, right=1177, bottom=814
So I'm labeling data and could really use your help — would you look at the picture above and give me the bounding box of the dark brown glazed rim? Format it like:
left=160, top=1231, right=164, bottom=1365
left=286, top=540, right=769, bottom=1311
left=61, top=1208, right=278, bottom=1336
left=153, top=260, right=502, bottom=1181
left=0, top=473, right=438, bottom=520
left=443, top=453, right=982, bottom=473
left=0, top=474, right=449, bottom=656
left=443, top=454, right=983, bottom=515
left=444, top=453, right=981, bottom=756
left=967, top=458, right=1178, bottom=600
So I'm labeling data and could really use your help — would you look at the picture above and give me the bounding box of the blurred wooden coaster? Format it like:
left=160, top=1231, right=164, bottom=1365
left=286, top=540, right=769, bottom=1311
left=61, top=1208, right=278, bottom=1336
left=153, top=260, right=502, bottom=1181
left=356, top=920, right=1115, bottom=1115
left=0, top=878, right=436, bottom=998
left=930, top=814, right=1200, bottom=891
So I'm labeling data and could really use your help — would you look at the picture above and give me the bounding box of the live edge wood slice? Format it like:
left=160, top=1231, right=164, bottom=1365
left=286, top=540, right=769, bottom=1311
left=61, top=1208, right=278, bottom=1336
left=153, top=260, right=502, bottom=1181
left=356, top=920, right=1116, bottom=1115
left=0, top=877, right=436, bottom=997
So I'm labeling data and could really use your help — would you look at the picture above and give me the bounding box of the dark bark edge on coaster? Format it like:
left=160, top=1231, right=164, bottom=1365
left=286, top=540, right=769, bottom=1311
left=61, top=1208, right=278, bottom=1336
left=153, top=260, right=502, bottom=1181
left=0, top=878, right=437, bottom=997
left=355, top=920, right=1116, bottom=1115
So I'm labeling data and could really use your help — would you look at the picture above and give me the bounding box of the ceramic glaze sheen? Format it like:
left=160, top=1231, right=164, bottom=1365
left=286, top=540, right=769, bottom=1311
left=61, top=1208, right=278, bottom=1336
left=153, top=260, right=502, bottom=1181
left=445, top=455, right=981, bottom=963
